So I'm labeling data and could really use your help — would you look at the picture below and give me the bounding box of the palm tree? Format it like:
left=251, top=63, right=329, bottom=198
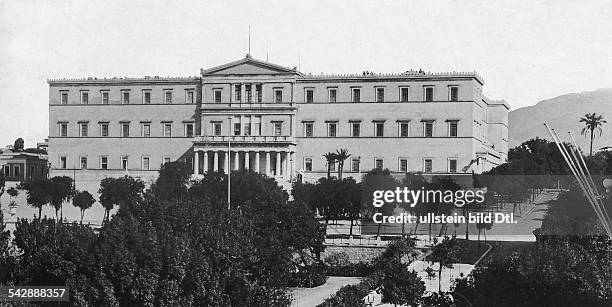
left=335, top=149, right=351, bottom=179
left=322, top=152, right=337, bottom=179
left=580, top=113, right=607, bottom=155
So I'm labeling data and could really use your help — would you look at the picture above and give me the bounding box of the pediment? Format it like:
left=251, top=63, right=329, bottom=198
left=201, top=55, right=303, bottom=76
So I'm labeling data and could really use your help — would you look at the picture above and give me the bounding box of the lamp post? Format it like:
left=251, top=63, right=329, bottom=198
left=227, top=116, right=232, bottom=210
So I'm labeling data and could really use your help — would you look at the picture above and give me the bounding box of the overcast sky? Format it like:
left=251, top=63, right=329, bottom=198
left=1, top=0, right=611, bottom=147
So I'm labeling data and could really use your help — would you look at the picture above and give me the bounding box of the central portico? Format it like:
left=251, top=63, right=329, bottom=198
left=193, top=54, right=301, bottom=181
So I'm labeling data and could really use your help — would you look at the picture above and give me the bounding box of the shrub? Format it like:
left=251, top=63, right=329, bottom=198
left=324, top=251, right=351, bottom=267
left=288, top=263, right=328, bottom=288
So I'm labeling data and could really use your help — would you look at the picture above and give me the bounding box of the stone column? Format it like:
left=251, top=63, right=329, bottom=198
left=289, top=152, right=295, bottom=180
left=276, top=152, right=281, bottom=176
left=194, top=151, right=199, bottom=174
left=265, top=152, right=271, bottom=175
left=245, top=151, right=250, bottom=170
left=255, top=151, right=260, bottom=173
left=234, top=151, right=239, bottom=170
left=203, top=151, right=208, bottom=173
left=284, top=152, right=290, bottom=179
left=213, top=151, right=219, bottom=172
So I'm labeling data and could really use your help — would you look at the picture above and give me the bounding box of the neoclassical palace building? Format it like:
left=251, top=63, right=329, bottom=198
left=48, top=55, right=509, bottom=189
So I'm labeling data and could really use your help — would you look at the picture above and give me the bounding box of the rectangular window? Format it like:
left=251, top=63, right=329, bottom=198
left=3, top=165, right=9, bottom=177
left=142, top=123, right=151, bottom=137
left=163, top=123, right=172, bottom=137
left=142, top=157, right=150, bottom=170
left=304, top=158, right=313, bottom=171
left=80, top=156, right=88, bottom=169
left=234, top=122, right=241, bottom=136
left=255, top=84, right=262, bottom=102
left=304, top=122, right=314, bottom=137
left=328, top=122, right=337, bottom=137
left=121, top=156, right=128, bottom=170
left=351, top=158, right=360, bottom=172
left=305, top=89, right=314, bottom=103
left=100, top=123, right=109, bottom=137
left=273, top=122, right=282, bottom=136
left=101, top=91, right=109, bottom=104
left=100, top=156, right=108, bottom=169
left=449, top=86, right=459, bottom=102
left=163, top=157, right=171, bottom=165
left=399, top=122, right=410, bottom=137
left=352, top=88, right=361, bottom=103
left=448, top=121, right=458, bottom=137
left=424, top=121, right=434, bottom=137
left=81, top=91, right=89, bottom=104
left=400, top=159, right=408, bottom=172
left=449, top=159, right=458, bottom=173
left=400, top=87, right=409, bottom=102
left=79, top=123, right=88, bottom=137
left=121, top=123, right=130, bottom=137
left=186, top=90, right=194, bottom=104
left=245, top=85, right=252, bottom=103
left=274, top=89, right=283, bottom=103
left=351, top=122, right=361, bottom=137
left=375, top=122, right=384, bottom=137
left=143, top=90, right=151, bottom=104
left=186, top=157, right=194, bottom=173
left=122, top=91, right=130, bottom=104
left=213, top=122, right=222, bottom=136
left=376, top=88, right=384, bottom=102
left=424, top=159, right=433, bottom=173
left=59, top=123, right=68, bottom=137
left=165, top=91, right=173, bottom=104
left=424, top=87, right=434, bottom=102
left=60, top=91, right=68, bottom=104
left=185, top=123, right=194, bottom=137
left=235, top=84, right=242, bottom=102
left=244, top=123, right=251, bottom=136
left=60, top=156, right=67, bottom=169
left=328, top=88, right=337, bottom=103
left=214, top=89, right=222, bottom=103
left=14, top=165, right=20, bottom=178
left=375, top=159, right=384, bottom=169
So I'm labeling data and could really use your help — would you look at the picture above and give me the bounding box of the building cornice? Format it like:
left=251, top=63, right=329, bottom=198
left=47, top=76, right=201, bottom=86
left=297, top=70, right=484, bottom=85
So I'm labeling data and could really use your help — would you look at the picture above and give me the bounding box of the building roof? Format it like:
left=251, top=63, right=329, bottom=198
left=0, top=151, right=48, bottom=161
left=201, top=54, right=304, bottom=76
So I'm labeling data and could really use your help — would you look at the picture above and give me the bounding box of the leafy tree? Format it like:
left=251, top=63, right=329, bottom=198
left=323, top=152, right=337, bottom=179
left=0, top=172, right=5, bottom=207
left=291, top=180, right=316, bottom=211
left=4, top=168, right=326, bottom=305
left=19, top=178, right=52, bottom=219
left=430, top=236, right=459, bottom=292
left=335, top=149, right=351, bottom=180
left=401, top=172, right=429, bottom=235
left=49, top=176, right=74, bottom=222
left=0, top=210, right=17, bottom=284
left=362, top=168, right=398, bottom=239
left=98, top=176, right=145, bottom=222
left=580, top=112, right=607, bottom=155
left=13, top=137, right=24, bottom=151
left=150, top=161, right=190, bottom=201
left=380, top=259, right=425, bottom=307
left=73, top=190, right=96, bottom=224
left=453, top=240, right=612, bottom=306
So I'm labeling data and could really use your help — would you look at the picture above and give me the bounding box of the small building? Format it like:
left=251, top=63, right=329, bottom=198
left=0, top=151, right=49, bottom=181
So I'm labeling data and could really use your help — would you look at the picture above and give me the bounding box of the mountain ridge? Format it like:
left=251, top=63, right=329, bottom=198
left=509, top=88, right=612, bottom=152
